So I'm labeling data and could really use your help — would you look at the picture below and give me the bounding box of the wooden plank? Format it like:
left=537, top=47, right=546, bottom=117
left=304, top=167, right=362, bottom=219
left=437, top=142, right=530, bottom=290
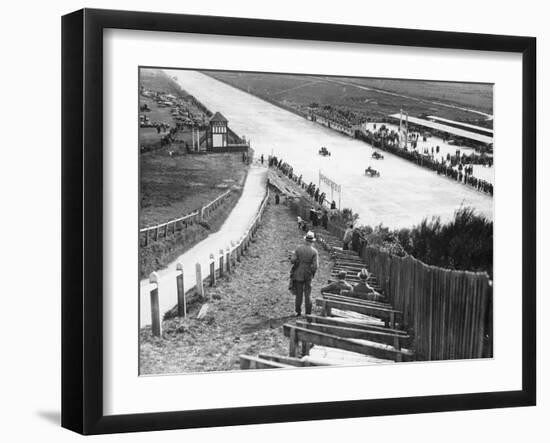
left=316, top=299, right=401, bottom=325
left=283, top=325, right=413, bottom=362
left=333, top=264, right=371, bottom=272
left=305, top=315, right=408, bottom=336
left=258, top=353, right=326, bottom=367
left=327, top=278, right=382, bottom=291
left=289, top=327, right=297, bottom=357
left=322, top=292, right=391, bottom=309
left=295, top=320, right=410, bottom=347
left=330, top=272, right=378, bottom=283
left=239, top=355, right=293, bottom=370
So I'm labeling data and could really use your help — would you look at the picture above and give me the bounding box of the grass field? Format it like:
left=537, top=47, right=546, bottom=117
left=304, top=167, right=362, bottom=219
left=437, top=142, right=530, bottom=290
left=202, top=71, right=493, bottom=127
left=140, top=150, right=249, bottom=227
left=339, top=77, right=493, bottom=115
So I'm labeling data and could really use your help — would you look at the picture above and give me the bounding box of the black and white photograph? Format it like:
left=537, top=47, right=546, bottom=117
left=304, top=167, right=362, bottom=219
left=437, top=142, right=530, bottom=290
left=138, top=68, right=494, bottom=375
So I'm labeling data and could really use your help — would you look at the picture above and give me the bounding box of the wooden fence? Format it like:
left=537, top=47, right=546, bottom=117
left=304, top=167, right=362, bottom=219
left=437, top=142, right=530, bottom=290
left=140, top=188, right=233, bottom=246
left=361, top=246, right=493, bottom=361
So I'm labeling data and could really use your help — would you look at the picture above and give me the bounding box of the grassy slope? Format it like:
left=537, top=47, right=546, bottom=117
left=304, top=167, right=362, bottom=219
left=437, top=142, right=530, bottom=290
left=140, top=151, right=248, bottom=226
left=203, top=71, right=493, bottom=126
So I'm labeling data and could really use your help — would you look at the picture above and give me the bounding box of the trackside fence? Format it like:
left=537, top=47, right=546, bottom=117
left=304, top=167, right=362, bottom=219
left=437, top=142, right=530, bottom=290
left=361, top=246, right=493, bottom=361
left=140, top=188, right=233, bottom=246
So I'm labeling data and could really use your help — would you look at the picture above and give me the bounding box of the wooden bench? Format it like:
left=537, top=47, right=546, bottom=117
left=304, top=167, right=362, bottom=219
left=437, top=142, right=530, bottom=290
left=321, top=292, right=391, bottom=309
left=327, top=278, right=383, bottom=292
left=316, top=298, right=402, bottom=328
left=283, top=324, right=413, bottom=362
left=295, top=320, right=410, bottom=350
left=304, top=315, right=408, bottom=336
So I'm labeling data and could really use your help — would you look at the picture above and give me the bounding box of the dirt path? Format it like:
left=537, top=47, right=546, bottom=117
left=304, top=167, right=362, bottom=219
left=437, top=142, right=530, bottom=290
left=139, top=198, right=334, bottom=375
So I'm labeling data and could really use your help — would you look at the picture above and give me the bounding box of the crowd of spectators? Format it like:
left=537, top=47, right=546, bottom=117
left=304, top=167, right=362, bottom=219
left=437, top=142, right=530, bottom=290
left=269, top=155, right=335, bottom=209
left=359, top=127, right=494, bottom=196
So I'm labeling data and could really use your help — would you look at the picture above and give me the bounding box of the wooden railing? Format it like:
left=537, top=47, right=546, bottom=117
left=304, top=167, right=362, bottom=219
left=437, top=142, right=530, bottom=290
left=140, top=188, right=233, bottom=245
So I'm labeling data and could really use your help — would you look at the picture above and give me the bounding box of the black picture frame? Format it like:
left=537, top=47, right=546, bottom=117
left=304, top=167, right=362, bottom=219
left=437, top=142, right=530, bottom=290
left=61, top=8, right=536, bottom=435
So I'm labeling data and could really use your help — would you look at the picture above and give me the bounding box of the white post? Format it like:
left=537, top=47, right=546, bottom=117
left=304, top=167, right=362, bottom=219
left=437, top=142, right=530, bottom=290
left=176, top=263, right=186, bottom=318
left=149, top=272, right=161, bottom=337
left=219, top=249, right=224, bottom=277
left=195, top=263, right=204, bottom=299
left=209, top=253, right=216, bottom=286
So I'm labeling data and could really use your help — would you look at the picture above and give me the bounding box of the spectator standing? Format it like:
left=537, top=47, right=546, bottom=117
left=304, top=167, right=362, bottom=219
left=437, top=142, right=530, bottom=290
left=321, top=210, right=329, bottom=230
left=290, top=231, right=319, bottom=317
left=343, top=224, right=354, bottom=250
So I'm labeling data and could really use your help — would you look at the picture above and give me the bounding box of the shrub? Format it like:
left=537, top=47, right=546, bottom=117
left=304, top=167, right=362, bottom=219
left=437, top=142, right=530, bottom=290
left=359, top=207, right=493, bottom=275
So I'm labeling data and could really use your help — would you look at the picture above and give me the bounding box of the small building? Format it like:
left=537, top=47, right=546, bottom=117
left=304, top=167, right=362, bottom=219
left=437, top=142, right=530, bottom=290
left=208, top=112, right=228, bottom=148
left=201, top=111, right=249, bottom=152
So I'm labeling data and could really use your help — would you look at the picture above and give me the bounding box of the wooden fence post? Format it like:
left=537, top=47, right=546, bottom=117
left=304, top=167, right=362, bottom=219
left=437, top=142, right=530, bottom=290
left=195, top=263, right=204, bottom=299
left=230, top=241, right=236, bottom=266
left=219, top=249, right=224, bottom=277
left=209, top=253, right=216, bottom=286
left=176, top=262, right=186, bottom=318
left=154, top=226, right=159, bottom=241
left=149, top=272, right=161, bottom=337
left=143, top=230, right=148, bottom=246
left=289, top=328, right=297, bottom=357
left=226, top=247, right=231, bottom=273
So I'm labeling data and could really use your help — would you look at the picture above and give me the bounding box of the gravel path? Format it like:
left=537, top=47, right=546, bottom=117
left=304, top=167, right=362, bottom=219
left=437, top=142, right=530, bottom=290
left=140, top=197, right=334, bottom=375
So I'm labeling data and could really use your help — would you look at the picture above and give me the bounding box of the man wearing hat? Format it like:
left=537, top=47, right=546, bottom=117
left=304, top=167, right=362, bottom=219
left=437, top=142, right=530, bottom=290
left=290, top=231, right=319, bottom=316
left=352, top=268, right=384, bottom=302
left=321, top=270, right=353, bottom=295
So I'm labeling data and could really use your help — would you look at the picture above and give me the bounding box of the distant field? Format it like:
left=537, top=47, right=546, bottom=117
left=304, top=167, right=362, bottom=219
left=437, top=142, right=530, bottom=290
left=339, top=77, right=493, bottom=115
left=203, top=71, right=493, bottom=128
